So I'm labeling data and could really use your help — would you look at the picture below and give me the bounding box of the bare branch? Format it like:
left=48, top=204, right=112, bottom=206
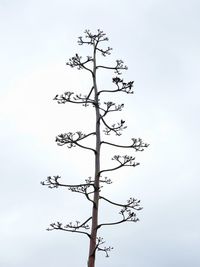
left=47, top=217, right=92, bottom=238
left=41, top=175, right=94, bottom=189
left=112, top=76, right=134, bottom=93
left=97, top=60, right=128, bottom=75
left=84, top=176, right=113, bottom=185
left=68, top=184, right=96, bottom=205
left=101, top=138, right=149, bottom=151
left=86, top=86, right=94, bottom=102
left=101, top=117, right=127, bottom=136
left=97, top=206, right=140, bottom=230
left=78, top=29, right=109, bottom=46
left=95, top=237, right=113, bottom=258
left=66, top=53, right=93, bottom=74
left=54, top=91, right=95, bottom=106
left=73, top=92, right=96, bottom=107
left=98, top=76, right=134, bottom=95
left=96, top=46, right=113, bottom=57
left=100, top=102, right=124, bottom=118
left=99, top=196, right=142, bottom=211
left=99, top=155, right=139, bottom=175
left=99, top=176, right=112, bottom=184
left=55, top=131, right=96, bottom=153
left=41, top=176, right=96, bottom=205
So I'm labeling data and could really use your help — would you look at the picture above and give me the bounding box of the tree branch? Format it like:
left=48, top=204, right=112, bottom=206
left=93, top=237, right=113, bottom=258
left=66, top=53, right=93, bottom=74
left=96, top=46, right=113, bottom=57
left=97, top=206, right=140, bottom=230
left=101, top=117, right=127, bottom=136
left=99, top=155, right=139, bottom=175
left=41, top=176, right=96, bottom=205
left=78, top=29, right=109, bottom=46
left=101, top=138, right=149, bottom=151
left=97, top=60, right=128, bottom=75
left=55, top=131, right=96, bottom=153
left=68, top=184, right=96, bottom=205
left=98, top=76, right=134, bottom=95
left=41, top=175, right=94, bottom=189
left=99, top=176, right=112, bottom=185
left=54, top=91, right=95, bottom=106
left=100, top=102, right=124, bottom=118
left=47, top=217, right=92, bottom=239
left=99, top=196, right=142, bottom=211
left=86, top=86, right=94, bottom=101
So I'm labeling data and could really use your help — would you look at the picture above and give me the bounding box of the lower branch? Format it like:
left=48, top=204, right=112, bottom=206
left=47, top=217, right=92, bottom=239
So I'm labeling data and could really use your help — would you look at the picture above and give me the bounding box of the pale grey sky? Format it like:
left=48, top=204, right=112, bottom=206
left=1, top=0, right=200, bottom=266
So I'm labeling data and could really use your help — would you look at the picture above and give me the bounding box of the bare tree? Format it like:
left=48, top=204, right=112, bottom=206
left=41, top=29, right=149, bottom=267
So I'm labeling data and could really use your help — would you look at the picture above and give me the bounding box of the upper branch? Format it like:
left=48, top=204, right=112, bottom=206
left=66, top=53, right=93, bottom=73
left=100, top=101, right=124, bottom=118
left=55, top=131, right=96, bottom=153
left=101, top=117, right=127, bottom=136
left=98, top=76, right=134, bottom=95
left=99, top=155, right=139, bottom=175
left=78, top=29, right=109, bottom=46
left=99, top=176, right=113, bottom=185
left=54, top=91, right=95, bottom=106
left=101, top=138, right=149, bottom=151
left=96, top=46, right=113, bottom=57
left=97, top=60, right=128, bottom=75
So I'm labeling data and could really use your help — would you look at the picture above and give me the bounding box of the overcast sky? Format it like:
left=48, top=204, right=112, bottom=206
left=1, top=0, right=200, bottom=266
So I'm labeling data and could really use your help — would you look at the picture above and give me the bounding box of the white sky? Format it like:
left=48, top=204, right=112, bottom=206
left=1, top=0, right=200, bottom=266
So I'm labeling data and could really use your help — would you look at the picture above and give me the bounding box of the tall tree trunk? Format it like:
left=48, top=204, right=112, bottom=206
left=87, top=44, right=101, bottom=267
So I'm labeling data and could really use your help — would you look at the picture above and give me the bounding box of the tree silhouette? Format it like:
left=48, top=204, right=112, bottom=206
left=41, top=29, right=149, bottom=267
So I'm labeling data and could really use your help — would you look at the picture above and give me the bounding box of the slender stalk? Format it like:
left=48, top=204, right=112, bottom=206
left=87, top=42, right=101, bottom=267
